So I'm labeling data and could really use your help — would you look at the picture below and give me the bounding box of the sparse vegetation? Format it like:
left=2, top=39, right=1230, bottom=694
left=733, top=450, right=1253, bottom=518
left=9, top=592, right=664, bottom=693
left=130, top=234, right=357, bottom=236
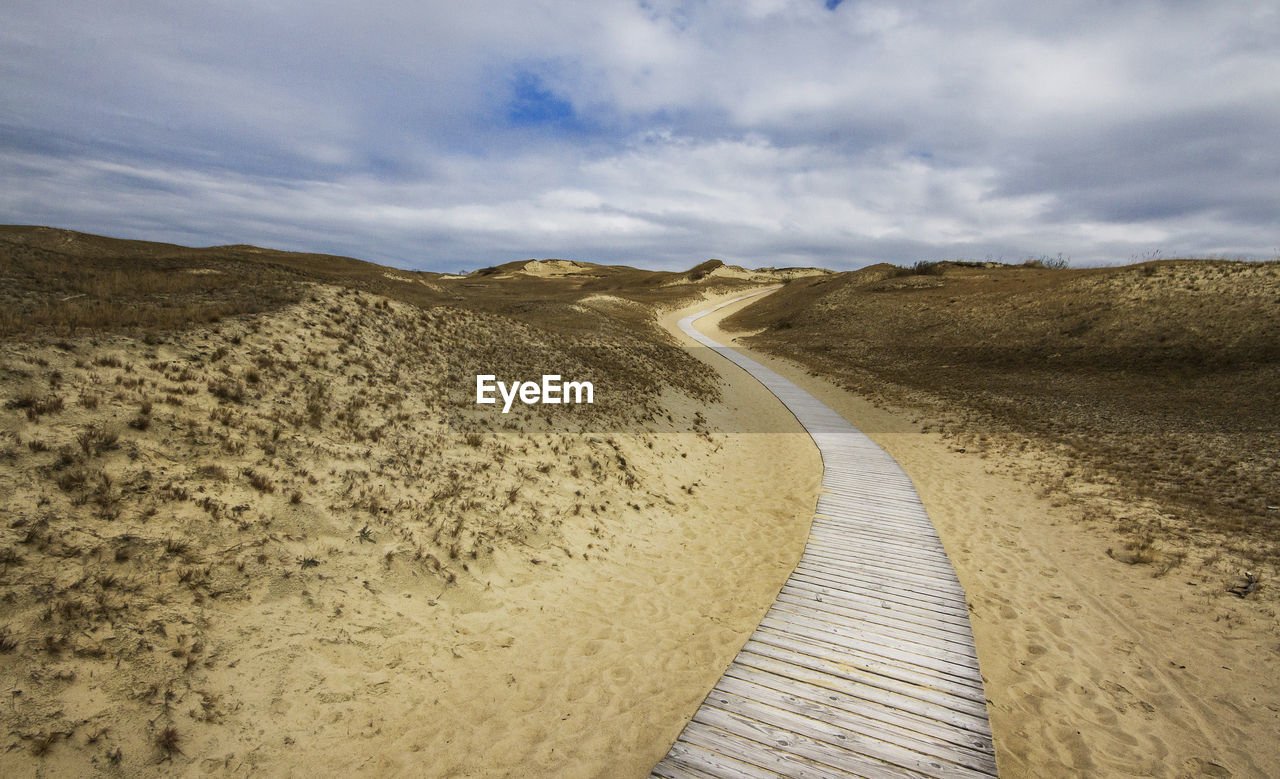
left=0, top=226, right=790, bottom=773
left=195, top=464, right=229, bottom=480
left=730, top=258, right=1280, bottom=576
left=75, top=423, right=119, bottom=457
left=207, top=378, right=245, bottom=403
left=155, top=726, right=181, bottom=758
left=244, top=469, right=275, bottom=493
left=5, top=390, right=64, bottom=420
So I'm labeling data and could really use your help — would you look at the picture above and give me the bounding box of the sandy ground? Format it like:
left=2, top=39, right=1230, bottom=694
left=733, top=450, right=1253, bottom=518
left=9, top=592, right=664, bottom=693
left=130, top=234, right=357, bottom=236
left=287, top=296, right=823, bottom=777
left=693, top=291, right=1280, bottom=778
left=0, top=288, right=821, bottom=777
left=338, top=303, right=823, bottom=777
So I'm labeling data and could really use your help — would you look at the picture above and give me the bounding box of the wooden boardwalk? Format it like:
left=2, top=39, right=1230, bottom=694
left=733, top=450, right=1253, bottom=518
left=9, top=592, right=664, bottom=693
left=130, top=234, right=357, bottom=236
left=654, top=294, right=996, bottom=778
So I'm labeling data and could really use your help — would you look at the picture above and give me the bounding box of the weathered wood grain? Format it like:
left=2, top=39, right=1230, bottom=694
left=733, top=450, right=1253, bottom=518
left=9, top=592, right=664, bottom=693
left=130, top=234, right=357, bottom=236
left=653, top=295, right=995, bottom=777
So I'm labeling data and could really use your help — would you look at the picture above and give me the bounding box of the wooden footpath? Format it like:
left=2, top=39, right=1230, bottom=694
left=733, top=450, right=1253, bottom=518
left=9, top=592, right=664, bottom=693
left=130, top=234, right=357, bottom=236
left=653, top=293, right=996, bottom=778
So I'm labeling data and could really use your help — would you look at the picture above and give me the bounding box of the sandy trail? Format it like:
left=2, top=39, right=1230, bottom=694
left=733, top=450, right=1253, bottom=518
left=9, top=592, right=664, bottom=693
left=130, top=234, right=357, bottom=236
left=685, top=289, right=1280, bottom=778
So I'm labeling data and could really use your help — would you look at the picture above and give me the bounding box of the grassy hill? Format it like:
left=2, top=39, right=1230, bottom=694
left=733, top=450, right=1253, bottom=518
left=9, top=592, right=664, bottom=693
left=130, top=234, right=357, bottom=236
left=727, top=259, right=1280, bottom=576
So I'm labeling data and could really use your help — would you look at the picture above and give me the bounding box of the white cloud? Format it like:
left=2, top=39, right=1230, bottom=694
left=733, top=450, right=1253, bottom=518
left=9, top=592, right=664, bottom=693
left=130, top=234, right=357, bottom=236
left=2, top=1, right=1278, bottom=269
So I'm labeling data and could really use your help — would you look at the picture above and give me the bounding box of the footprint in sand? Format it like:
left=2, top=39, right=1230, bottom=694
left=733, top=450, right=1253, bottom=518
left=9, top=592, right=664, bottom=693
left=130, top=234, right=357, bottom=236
left=1186, top=757, right=1233, bottom=777
left=604, top=666, right=633, bottom=686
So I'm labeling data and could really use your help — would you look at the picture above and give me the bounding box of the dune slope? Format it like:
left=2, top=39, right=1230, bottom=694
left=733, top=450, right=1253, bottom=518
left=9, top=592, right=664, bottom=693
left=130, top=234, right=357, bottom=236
left=0, top=231, right=821, bottom=775
left=719, top=269, right=1280, bottom=776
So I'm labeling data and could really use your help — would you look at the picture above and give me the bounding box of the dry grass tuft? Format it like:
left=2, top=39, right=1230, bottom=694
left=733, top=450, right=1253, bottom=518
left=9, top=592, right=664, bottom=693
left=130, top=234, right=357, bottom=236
left=155, top=726, right=181, bottom=757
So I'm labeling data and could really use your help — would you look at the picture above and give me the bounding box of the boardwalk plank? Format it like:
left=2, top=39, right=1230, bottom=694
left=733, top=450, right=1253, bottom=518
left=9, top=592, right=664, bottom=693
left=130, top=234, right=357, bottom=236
left=694, top=706, right=916, bottom=779
left=708, top=682, right=994, bottom=776
left=793, top=558, right=966, bottom=600
left=742, top=633, right=989, bottom=708
left=733, top=645, right=992, bottom=731
left=758, top=612, right=982, bottom=680
left=724, top=656, right=996, bottom=764
left=766, top=599, right=980, bottom=659
left=655, top=296, right=995, bottom=777
left=797, top=540, right=959, bottom=571
left=784, top=571, right=972, bottom=617
left=806, top=529, right=953, bottom=559
left=771, top=592, right=981, bottom=650
left=652, top=740, right=780, bottom=779
left=790, top=554, right=965, bottom=591
left=801, top=541, right=962, bottom=579
left=779, top=582, right=975, bottom=629
left=679, top=720, right=855, bottom=778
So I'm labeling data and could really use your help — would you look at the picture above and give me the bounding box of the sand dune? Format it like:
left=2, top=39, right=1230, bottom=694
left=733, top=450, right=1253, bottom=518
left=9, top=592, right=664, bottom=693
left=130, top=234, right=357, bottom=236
left=0, top=276, right=819, bottom=775
left=4, top=228, right=1276, bottom=776
left=518, top=259, right=596, bottom=277
left=700, top=291, right=1280, bottom=777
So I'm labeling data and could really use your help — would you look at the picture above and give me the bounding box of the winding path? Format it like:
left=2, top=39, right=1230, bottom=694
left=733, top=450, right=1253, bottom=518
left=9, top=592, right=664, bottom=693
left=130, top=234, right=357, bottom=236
left=653, top=292, right=996, bottom=778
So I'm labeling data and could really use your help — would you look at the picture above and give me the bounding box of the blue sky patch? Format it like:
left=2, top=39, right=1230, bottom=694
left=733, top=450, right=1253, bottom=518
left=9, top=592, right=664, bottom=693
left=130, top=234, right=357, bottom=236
left=506, top=71, right=578, bottom=128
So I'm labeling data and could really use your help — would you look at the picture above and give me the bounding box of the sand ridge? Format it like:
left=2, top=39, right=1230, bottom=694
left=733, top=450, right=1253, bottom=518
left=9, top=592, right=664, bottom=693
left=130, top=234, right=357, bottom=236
left=517, top=260, right=596, bottom=277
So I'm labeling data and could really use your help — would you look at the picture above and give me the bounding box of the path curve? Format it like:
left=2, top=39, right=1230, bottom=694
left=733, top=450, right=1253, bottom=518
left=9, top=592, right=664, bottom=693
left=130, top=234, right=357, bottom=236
left=653, top=291, right=996, bottom=778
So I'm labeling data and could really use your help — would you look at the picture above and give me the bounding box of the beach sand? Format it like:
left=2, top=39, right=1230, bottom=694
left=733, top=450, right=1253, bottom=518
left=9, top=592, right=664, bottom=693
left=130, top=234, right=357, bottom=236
left=694, top=291, right=1280, bottom=778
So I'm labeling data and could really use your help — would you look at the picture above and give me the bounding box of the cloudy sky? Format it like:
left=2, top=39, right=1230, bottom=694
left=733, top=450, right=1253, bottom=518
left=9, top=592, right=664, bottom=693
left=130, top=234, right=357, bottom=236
left=3, top=1, right=1278, bottom=271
